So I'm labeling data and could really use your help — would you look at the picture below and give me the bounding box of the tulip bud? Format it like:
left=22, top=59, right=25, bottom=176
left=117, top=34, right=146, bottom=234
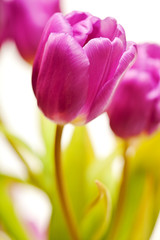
left=32, top=11, right=137, bottom=125
left=0, top=0, right=60, bottom=62
left=107, top=43, right=160, bottom=138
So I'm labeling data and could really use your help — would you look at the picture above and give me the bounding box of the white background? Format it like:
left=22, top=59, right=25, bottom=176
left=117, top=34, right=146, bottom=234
left=0, top=0, right=160, bottom=239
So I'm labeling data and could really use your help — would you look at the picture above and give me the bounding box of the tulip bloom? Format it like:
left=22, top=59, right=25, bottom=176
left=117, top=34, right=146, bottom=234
left=32, top=11, right=137, bottom=125
left=107, top=43, right=160, bottom=138
left=0, top=0, right=60, bottom=62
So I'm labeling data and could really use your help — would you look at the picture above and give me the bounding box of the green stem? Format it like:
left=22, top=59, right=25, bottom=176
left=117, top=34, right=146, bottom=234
left=54, top=125, right=79, bottom=240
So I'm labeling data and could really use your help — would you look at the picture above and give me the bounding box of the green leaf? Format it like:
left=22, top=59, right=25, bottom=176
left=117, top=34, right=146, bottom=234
left=87, top=142, right=123, bottom=207
left=105, top=133, right=160, bottom=240
left=132, top=132, right=160, bottom=176
left=0, top=121, right=39, bottom=159
left=129, top=174, right=156, bottom=240
left=37, top=114, right=57, bottom=198
left=107, top=170, right=146, bottom=240
left=0, top=179, right=29, bottom=240
left=40, top=113, right=55, bottom=151
left=81, top=180, right=111, bottom=240
left=0, top=174, right=26, bottom=185
left=63, top=126, right=95, bottom=222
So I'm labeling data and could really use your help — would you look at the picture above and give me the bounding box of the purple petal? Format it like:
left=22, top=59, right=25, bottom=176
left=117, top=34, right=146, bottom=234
left=65, top=11, right=91, bottom=25
left=146, top=43, right=160, bottom=59
left=100, top=17, right=117, bottom=39
left=5, top=0, right=61, bottom=61
left=100, top=17, right=126, bottom=47
left=82, top=37, right=124, bottom=117
left=86, top=42, right=137, bottom=122
left=82, top=37, right=112, bottom=112
left=0, top=1, right=12, bottom=45
left=32, top=13, right=72, bottom=94
left=108, top=70, right=155, bottom=138
left=34, top=33, right=89, bottom=124
left=100, top=37, right=125, bottom=87
left=65, top=11, right=100, bottom=46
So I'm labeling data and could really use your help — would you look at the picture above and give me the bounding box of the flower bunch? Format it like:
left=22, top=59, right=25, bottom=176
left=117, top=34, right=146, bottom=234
left=1, top=1, right=160, bottom=240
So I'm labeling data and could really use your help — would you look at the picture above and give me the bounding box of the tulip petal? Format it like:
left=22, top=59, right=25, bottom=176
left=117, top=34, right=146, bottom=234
left=82, top=37, right=124, bottom=116
left=100, top=17, right=117, bottom=39
left=32, top=13, right=72, bottom=94
left=146, top=43, right=160, bottom=59
left=35, top=33, right=89, bottom=124
left=87, top=42, right=137, bottom=122
left=100, top=17, right=126, bottom=47
left=83, top=38, right=112, bottom=111
left=108, top=71, right=154, bottom=138
left=65, top=11, right=91, bottom=25
left=65, top=11, right=100, bottom=46
left=100, top=37, right=124, bottom=87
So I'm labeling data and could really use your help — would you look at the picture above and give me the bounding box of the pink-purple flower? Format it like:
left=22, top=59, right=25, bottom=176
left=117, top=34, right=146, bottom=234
left=0, top=0, right=60, bottom=62
left=32, top=11, right=137, bottom=125
left=107, top=43, right=160, bottom=138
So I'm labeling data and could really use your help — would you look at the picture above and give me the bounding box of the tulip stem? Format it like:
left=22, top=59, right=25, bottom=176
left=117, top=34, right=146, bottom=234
left=54, top=125, right=79, bottom=240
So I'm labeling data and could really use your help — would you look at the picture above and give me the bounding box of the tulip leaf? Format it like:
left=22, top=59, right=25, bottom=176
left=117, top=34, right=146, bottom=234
left=129, top=174, right=155, bottom=240
left=106, top=132, right=160, bottom=240
left=112, top=170, right=160, bottom=240
left=39, top=113, right=56, bottom=170
left=37, top=114, right=58, bottom=199
left=0, top=173, right=26, bottom=184
left=63, top=126, right=95, bottom=222
left=0, top=121, right=39, bottom=159
left=130, top=132, right=160, bottom=238
left=48, top=186, right=71, bottom=240
left=133, top=132, right=160, bottom=177
left=81, top=180, right=111, bottom=240
left=88, top=146, right=123, bottom=204
left=107, top=170, right=146, bottom=240
left=0, top=178, right=29, bottom=240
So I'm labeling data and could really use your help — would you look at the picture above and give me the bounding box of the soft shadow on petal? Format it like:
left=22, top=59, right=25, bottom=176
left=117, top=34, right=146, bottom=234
left=36, top=33, right=89, bottom=124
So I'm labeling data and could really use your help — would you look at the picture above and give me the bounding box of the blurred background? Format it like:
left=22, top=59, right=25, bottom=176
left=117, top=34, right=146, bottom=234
left=0, top=0, right=160, bottom=239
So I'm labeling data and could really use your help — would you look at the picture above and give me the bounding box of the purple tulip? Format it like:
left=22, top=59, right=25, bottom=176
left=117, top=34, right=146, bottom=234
left=32, top=11, right=137, bottom=125
left=0, top=0, right=60, bottom=62
left=107, top=43, right=160, bottom=138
